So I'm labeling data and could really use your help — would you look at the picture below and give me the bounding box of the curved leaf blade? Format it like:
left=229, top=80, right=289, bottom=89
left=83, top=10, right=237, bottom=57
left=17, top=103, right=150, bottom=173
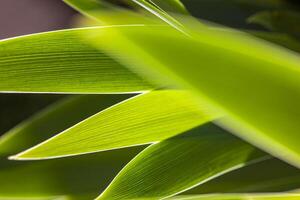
left=0, top=94, right=133, bottom=156
left=0, top=94, right=143, bottom=198
left=11, top=90, right=220, bottom=160
left=85, top=22, right=300, bottom=167
left=65, top=0, right=188, bottom=34
left=130, top=0, right=188, bottom=33
left=0, top=28, right=152, bottom=93
left=98, top=124, right=268, bottom=200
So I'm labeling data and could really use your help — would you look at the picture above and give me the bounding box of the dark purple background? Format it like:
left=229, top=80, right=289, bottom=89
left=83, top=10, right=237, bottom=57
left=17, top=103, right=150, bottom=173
left=0, top=0, right=76, bottom=39
left=0, top=0, right=76, bottom=134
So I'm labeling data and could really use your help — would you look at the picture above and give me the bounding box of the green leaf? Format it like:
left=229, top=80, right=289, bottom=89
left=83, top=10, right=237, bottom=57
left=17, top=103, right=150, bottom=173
left=0, top=146, right=143, bottom=198
left=129, top=0, right=188, bottom=33
left=186, top=158, right=300, bottom=194
left=11, top=90, right=220, bottom=160
left=97, top=123, right=268, bottom=200
left=0, top=94, right=133, bottom=156
left=65, top=0, right=188, bottom=34
left=248, top=10, right=300, bottom=39
left=85, top=21, right=300, bottom=167
left=168, top=193, right=300, bottom=200
left=0, top=28, right=152, bottom=93
left=0, top=94, right=138, bottom=198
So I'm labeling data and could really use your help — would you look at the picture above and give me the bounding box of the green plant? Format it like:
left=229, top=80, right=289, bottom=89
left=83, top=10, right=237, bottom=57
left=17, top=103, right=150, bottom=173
left=1, top=0, right=300, bottom=199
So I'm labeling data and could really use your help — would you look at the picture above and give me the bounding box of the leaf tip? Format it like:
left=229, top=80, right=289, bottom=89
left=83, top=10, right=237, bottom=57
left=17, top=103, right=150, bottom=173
left=8, top=151, right=42, bottom=161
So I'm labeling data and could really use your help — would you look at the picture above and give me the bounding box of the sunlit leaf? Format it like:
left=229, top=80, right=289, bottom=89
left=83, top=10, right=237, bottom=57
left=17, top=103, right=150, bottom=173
left=0, top=94, right=138, bottom=198
left=97, top=124, right=268, bottom=200
left=0, top=28, right=152, bottom=93
left=129, top=0, right=188, bottom=33
left=0, top=94, right=132, bottom=156
left=84, top=21, right=300, bottom=167
left=11, top=90, right=220, bottom=160
left=65, top=0, right=188, bottom=33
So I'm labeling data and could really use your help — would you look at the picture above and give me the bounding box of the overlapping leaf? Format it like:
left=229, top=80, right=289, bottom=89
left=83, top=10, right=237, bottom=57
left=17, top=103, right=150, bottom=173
left=11, top=90, right=220, bottom=160
left=65, top=0, right=188, bottom=33
left=1, top=1, right=300, bottom=199
left=84, top=20, right=300, bottom=168
left=0, top=94, right=143, bottom=199
left=0, top=94, right=132, bottom=156
left=0, top=28, right=152, bottom=93
left=98, top=124, right=267, bottom=200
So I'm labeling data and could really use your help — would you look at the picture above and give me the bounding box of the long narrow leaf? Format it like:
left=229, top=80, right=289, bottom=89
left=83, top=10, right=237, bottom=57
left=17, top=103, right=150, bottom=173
left=0, top=94, right=132, bottom=156
left=0, top=28, right=152, bottom=93
left=0, top=94, right=142, bottom=198
left=11, top=90, right=220, bottom=160
left=65, top=0, right=188, bottom=33
left=97, top=124, right=267, bottom=200
left=84, top=21, right=300, bottom=167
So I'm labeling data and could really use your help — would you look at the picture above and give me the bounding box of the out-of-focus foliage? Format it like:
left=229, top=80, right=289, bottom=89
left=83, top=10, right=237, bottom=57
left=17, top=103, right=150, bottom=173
left=0, top=0, right=300, bottom=199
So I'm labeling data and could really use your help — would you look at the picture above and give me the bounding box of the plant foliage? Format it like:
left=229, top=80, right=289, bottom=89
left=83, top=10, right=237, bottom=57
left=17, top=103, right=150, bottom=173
left=0, top=0, right=300, bottom=199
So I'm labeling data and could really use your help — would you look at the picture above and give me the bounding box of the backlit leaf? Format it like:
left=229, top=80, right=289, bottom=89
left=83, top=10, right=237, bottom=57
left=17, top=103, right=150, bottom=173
left=85, top=21, right=300, bottom=167
left=0, top=28, right=152, bottom=93
left=11, top=90, right=220, bottom=160
left=0, top=94, right=132, bottom=156
left=97, top=124, right=268, bottom=200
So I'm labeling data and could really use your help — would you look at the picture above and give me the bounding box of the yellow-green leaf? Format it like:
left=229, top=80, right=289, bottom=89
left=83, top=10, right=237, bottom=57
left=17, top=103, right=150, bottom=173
left=0, top=94, right=132, bottom=156
left=11, top=90, right=220, bottom=160
left=85, top=22, right=300, bottom=167
left=98, top=124, right=268, bottom=200
left=0, top=28, right=152, bottom=93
